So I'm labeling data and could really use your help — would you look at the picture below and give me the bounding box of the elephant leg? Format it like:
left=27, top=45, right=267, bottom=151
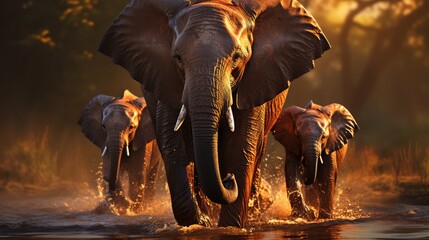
left=143, top=141, right=161, bottom=205
left=248, top=167, right=262, bottom=219
left=191, top=163, right=220, bottom=222
left=317, top=153, right=338, bottom=219
left=249, top=172, right=274, bottom=219
left=218, top=106, right=264, bottom=227
left=156, top=102, right=210, bottom=226
left=285, top=151, right=310, bottom=219
left=253, top=133, right=277, bottom=216
left=126, top=149, right=146, bottom=212
left=96, top=178, right=127, bottom=214
left=109, top=178, right=130, bottom=214
left=248, top=136, right=274, bottom=219
left=248, top=91, right=286, bottom=219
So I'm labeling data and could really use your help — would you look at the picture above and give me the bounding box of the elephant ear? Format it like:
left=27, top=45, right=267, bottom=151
left=99, top=0, right=189, bottom=110
left=118, top=90, right=153, bottom=150
left=132, top=108, right=156, bottom=151
left=131, top=96, right=147, bottom=112
left=78, top=95, right=114, bottom=149
left=122, top=89, right=138, bottom=102
left=236, top=0, right=330, bottom=109
left=121, top=89, right=147, bottom=110
left=321, top=103, right=359, bottom=154
left=271, top=106, right=306, bottom=156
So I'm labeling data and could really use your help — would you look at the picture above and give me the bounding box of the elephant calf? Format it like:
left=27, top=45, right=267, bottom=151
left=271, top=101, right=359, bottom=219
left=78, top=90, right=161, bottom=214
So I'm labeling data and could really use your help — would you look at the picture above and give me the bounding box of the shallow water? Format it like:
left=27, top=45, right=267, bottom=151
left=0, top=182, right=428, bottom=239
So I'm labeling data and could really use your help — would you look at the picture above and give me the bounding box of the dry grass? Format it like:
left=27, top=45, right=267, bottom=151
left=0, top=127, right=58, bottom=188
left=393, top=143, right=429, bottom=184
left=339, top=142, right=429, bottom=205
left=341, top=142, right=429, bottom=184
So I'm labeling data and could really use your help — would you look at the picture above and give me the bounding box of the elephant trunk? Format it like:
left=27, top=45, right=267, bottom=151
left=104, top=130, right=125, bottom=191
left=186, top=74, right=238, bottom=205
left=302, top=138, right=320, bottom=185
left=191, top=110, right=238, bottom=204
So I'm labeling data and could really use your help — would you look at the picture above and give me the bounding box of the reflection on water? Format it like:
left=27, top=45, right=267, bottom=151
left=340, top=221, right=429, bottom=240
left=1, top=181, right=428, bottom=239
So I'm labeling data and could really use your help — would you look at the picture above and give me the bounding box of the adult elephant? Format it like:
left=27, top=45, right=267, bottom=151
left=78, top=90, right=161, bottom=214
left=271, top=101, right=359, bottom=219
left=99, top=0, right=329, bottom=227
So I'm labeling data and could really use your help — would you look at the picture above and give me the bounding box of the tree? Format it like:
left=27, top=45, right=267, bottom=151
left=337, top=0, right=429, bottom=113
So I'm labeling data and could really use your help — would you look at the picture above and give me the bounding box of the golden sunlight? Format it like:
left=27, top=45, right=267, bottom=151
left=324, top=1, right=357, bottom=25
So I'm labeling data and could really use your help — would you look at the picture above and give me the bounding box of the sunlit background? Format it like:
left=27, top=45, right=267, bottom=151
left=0, top=0, right=428, bottom=218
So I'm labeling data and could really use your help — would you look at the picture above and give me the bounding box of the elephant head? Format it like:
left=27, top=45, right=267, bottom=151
left=272, top=101, right=359, bottom=185
left=78, top=90, right=155, bottom=190
left=99, top=0, right=330, bottom=204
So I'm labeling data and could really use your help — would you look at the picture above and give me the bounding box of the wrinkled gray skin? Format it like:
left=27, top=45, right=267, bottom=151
left=272, top=101, right=359, bottom=219
left=78, top=90, right=161, bottom=213
left=99, top=0, right=330, bottom=227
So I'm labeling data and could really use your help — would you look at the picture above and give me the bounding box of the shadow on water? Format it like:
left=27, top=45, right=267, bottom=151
left=1, top=181, right=429, bottom=239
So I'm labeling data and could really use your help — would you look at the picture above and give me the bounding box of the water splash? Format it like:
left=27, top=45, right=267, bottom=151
left=93, top=161, right=172, bottom=217
left=95, top=162, right=105, bottom=199
left=334, top=185, right=369, bottom=220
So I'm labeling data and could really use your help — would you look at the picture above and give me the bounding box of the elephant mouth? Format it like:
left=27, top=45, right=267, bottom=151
left=302, top=153, right=323, bottom=186
left=174, top=104, right=235, bottom=132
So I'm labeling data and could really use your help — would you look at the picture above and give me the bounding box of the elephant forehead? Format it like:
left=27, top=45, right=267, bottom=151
left=303, top=109, right=326, bottom=118
left=105, top=103, right=137, bottom=116
left=176, top=3, right=247, bottom=43
left=297, top=113, right=329, bottom=127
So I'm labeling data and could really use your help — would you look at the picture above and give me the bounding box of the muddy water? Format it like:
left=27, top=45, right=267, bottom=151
left=1, top=181, right=428, bottom=239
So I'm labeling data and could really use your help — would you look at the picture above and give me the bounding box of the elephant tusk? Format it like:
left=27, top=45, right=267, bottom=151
left=101, top=146, right=107, bottom=157
left=226, top=106, right=235, bottom=132
left=319, top=155, right=324, bottom=164
left=126, top=144, right=130, bottom=157
left=174, top=105, right=187, bottom=132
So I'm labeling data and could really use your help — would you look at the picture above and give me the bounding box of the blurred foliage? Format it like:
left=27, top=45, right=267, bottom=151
left=0, top=0, right=428, bottom=183
left=0, top=0, right=133, bottom=182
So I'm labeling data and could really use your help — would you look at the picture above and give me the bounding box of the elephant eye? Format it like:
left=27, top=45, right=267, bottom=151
left=232, top=52, right=241, bottom=62
left=321, top=134, right=328, bottom=140
left=173, top=54, right=183, bottom=69
left=103, top=109, right=109, bottom=117
left=232, top=51, right=243, bottom=67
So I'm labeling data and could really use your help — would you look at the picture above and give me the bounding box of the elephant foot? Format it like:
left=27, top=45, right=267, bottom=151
left=176, top=212, right=213, bottom=227
left=217, top=205, right=244, bottom=228
left=128, top=194, right=148, bottom=214
left=318, top=209, right=333, bottom=219
left=130, top=202, right=145, bottom=214
left=106, top=191, right=131, bottom=215
left=290, top=206, right=316, bottom=221
left=93, top=200, right=111, bottom=214
left=197, top=212, right=213, bottom=227
left=303, top=205, right=317, bottom=221
left=288, top=192, right=316, bottom=221
left=173, top=202, right=214, bottom=227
